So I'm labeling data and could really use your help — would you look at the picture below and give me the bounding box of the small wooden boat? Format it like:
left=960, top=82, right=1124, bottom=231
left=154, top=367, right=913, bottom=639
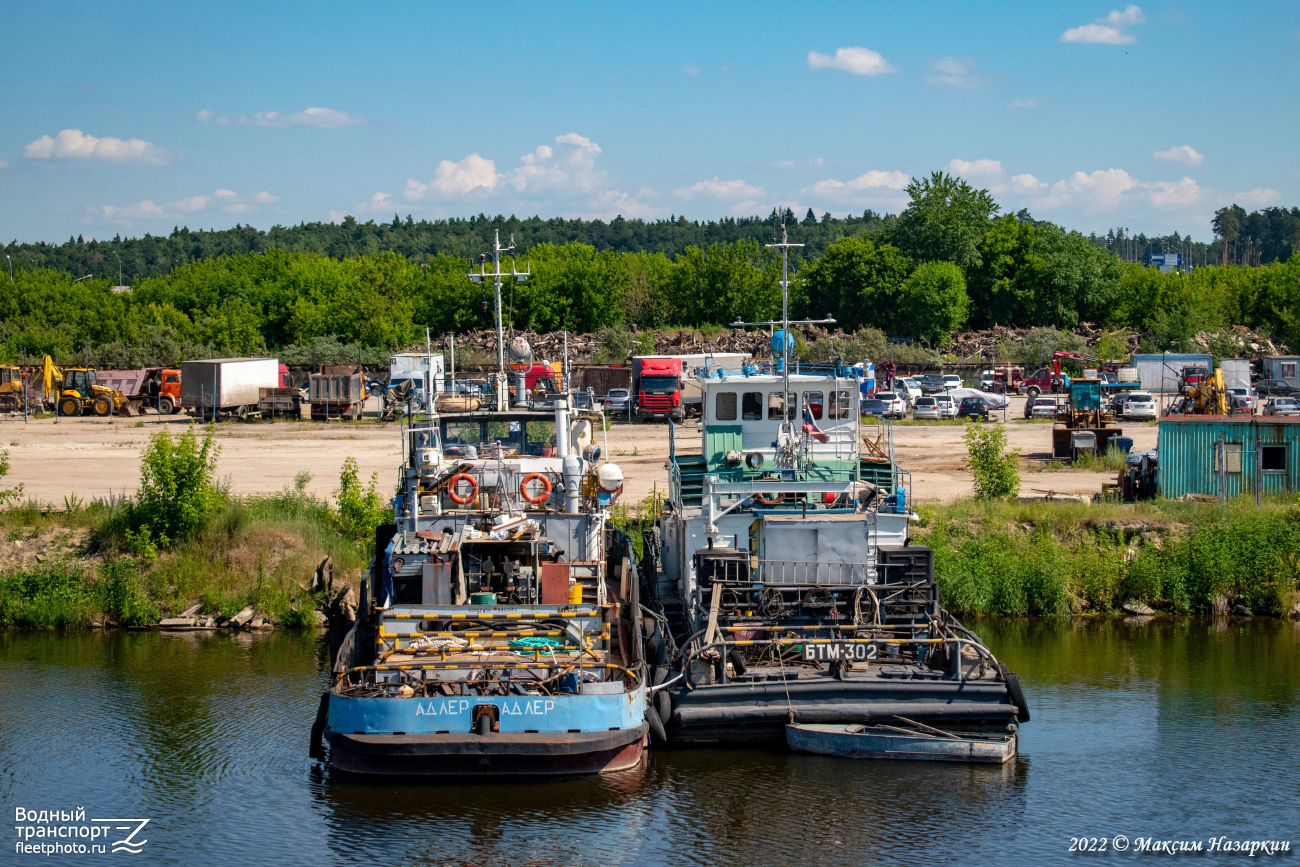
left=786, top=719, right=1017, bottom=764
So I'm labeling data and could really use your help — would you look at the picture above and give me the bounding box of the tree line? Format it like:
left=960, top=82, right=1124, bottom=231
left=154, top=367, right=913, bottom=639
left=1, top=172, right=1296, bottom=366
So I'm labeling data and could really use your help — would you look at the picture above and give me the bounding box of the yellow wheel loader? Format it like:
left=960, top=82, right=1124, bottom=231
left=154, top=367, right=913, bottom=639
left=41, top=356, right=140, bottom=417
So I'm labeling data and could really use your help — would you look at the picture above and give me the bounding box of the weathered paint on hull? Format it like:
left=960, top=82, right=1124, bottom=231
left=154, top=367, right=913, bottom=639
left=787, top=723, right=1016, bottom=764
left=328, top=726, right=648, bottom=776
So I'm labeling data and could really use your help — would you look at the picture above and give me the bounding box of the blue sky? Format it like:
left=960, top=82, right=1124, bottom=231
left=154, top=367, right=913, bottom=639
left=2, top=0, right=1297, bottom=243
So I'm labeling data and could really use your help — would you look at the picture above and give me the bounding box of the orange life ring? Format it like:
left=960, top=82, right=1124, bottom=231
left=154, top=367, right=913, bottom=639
left=520, top=472, right=553, bottom=505
left=754, top=477, right=785, bottom=506
left=446, top=473, right=478, bottom=505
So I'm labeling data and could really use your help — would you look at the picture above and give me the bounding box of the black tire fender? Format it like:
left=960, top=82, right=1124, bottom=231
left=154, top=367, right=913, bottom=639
left=655, top=689, right=672, bottom=725
left=309, top=691, right=330, bottom=760
left=645, top=705, right=668, bottom=745
left=999, top=662, right=1031, bottom=722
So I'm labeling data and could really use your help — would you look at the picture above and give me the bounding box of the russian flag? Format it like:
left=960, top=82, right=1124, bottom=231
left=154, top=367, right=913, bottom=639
left=802, top=404, right=829, bottom=443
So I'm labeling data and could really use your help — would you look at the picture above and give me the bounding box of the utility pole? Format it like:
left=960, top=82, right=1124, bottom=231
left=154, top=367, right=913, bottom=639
left=112, top=250, right=122, bottom=286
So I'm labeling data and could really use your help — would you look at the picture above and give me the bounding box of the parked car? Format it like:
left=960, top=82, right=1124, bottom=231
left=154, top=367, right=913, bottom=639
left=571, top=391, right=600, bottom=411
left=1262, top=397, right=1300, bottom=417
left=919, top=374, right=946, bottom=394
left=942, top=374, right=963, bottom=390
left=934, top=394, right=957, bottom=419
left=897, top=378, right=923, bottom=401
left=884, top=393, right=909, bottom=418
left=1227, top=387, right=1254, bottom=415
left=912, top=396, right=940, bottom=420
left=1026, top=396, right=1058, bottom=419
left=861, top=398, right=889, bottom=418
left=1258, top=379, right=1295, bottom=397
left=957, top=396, right=991, bottom=421
left=603, top=388, right=630, bottom=412
left=1120, top=392, right=1158, bottom=420
left=979, top=370, right=995, bottom=390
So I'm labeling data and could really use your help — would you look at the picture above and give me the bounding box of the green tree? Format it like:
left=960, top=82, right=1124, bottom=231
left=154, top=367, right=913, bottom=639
left=333, top=457, right=388, bottom=554
left=896, top=261, right=969, bottom=345
left=664, top=239, right=782, bottom=326
left=889, top=171, right=999, bottom=270
left=799, top=236, right=911, bottom=332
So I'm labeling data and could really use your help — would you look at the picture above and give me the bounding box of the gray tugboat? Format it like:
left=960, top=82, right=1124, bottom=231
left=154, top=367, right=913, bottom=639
left=639, top=226, right=1030, bottom=751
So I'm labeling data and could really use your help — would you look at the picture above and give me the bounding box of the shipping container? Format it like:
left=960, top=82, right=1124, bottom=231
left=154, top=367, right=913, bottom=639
left=578, top=365, right=631, bottom=398
left=181, top=358, right=281, bottom=417
left=1157, top=416, right=1300, bottom=498
left=1263, top=356, right=1300, bottom=391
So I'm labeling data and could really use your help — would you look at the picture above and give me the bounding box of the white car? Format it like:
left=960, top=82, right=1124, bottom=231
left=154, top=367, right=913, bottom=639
left=942, top=374, right=963, bottom=391
left=897, top=379, right=922, bottom=402
left=1263, top=397, right=1300, bottom=417
left=912, top=396, right=940, bottom=420
left=934, top=394, right=957, bottom=418
left=980, top=370, right=995, bottom=390
left=1227, top=387, right=1255, bottom=415
left=884, top=394, right=909, bottom=418
left=1121, top=392, right=1158, bottom=420
left=1027, top=397, right=1059, bottom=419
left=603, top=388, right=629, bottom=412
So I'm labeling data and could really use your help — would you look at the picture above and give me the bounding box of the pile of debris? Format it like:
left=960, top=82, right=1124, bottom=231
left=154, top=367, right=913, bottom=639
left=1190, top=325, right=1287, bottom=356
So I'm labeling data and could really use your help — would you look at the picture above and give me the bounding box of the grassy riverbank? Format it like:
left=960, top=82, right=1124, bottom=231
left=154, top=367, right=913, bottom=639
left=0, top=488, right=369, bottom=629
left=918, top=497, right=1300, bottom=617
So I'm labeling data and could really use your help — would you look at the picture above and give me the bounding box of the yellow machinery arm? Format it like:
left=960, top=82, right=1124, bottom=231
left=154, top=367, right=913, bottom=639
left=41, top=355, right=62, bottom=404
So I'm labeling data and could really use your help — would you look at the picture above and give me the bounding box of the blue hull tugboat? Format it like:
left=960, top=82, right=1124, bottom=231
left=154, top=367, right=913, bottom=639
left=316, top=237, right=647, bottom=777
left=638, top=227, right=1030, bottom=750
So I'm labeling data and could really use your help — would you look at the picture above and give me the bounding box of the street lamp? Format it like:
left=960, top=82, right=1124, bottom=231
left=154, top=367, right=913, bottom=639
left=5, top=254, right=10, bottom=280
left=73, top=274, right=92, bottom=283
left=112, top=250, right=122, bottom=286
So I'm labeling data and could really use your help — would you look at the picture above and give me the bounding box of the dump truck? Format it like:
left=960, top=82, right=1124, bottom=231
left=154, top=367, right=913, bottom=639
left=181, top=358, right=281, bottom=420
left=309, top=365, right=366, bottom=420
left=41, top=356, right=139, bottom=417
left=99, top=368, right=183, bottom=414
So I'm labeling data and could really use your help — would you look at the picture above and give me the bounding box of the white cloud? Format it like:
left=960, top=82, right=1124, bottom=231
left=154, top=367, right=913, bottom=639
left=328, top=210, right=349, bottom=224
left=682, top=65, right=700, bottom=75
left=1061, top=5, right=1145, bottom=44
left=506, top=133, right=606, bottom=194
left=807, top=169, right=910, bottom=198
left=946, top=159, right=1005, bottom=181
left=97, top=188, right=277, bottom=224
left=673, top=177, right=765, bottom=201
left=1010, top=98, right=1044, bottom=109
left=926, top=57, right=983, bottom=88
left=405, top=153, right=501, bottom=199
left=252, top=107, right=361, bottom=128
left=1039, top=168, right=1141, bottom=210
left=1010, top=173, right=1047, bottom=193
left=771, top=157, right=825, bottom=169
left=1153, top=145, right=1203, bottom=166
left=581, top=188, right=672, bottom=220
left=24, top=129, right=167, bottom=164
left=1232, top=188, right=1281, bottom=208
left=807, top=46, right=896, bottom=76
left=1148, top=177, right=1202, bottom=208
left=173, top=195, right=211, bottom=213
left=197, top=107, right=361, bottom=128
left=100, top=200, right=165, bottom=221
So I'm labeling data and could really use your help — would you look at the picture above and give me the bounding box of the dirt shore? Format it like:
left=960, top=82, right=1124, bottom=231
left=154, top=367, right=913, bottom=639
left=0, top=395, right=1156, bottom=507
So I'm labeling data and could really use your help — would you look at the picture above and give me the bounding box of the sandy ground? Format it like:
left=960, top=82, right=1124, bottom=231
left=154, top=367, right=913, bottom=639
left=0, top=395, right=1157, bottom=507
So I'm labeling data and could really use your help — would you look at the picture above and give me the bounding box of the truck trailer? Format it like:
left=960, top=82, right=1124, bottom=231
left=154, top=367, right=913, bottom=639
left=632, top=352, right=749, bottom=421
left=182, top=358, right=282, bottom=420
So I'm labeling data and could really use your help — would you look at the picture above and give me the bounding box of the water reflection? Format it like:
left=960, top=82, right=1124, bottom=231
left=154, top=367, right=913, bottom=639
left=1, top=619, right=1296, bottom=867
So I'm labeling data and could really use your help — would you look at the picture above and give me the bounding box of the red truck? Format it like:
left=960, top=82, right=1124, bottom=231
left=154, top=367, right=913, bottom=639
left=1021, top=352, right=1102, bottom=399
left=633, top=356, right=686, bottom=422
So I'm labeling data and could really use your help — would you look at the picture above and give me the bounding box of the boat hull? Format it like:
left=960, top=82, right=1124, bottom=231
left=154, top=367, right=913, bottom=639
left=328, top=724, right=648, bottom=776
left=787, top=723, right=1016, bottom=764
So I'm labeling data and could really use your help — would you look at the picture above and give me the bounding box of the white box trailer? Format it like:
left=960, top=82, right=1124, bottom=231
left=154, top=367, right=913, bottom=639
left=1219, top=358, right=1251, bottom=391
left=182, top=358, right=281, bottom=418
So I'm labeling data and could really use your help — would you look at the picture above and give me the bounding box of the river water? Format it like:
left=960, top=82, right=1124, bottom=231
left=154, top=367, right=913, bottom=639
left=2, top=618, right=1297, bottom=866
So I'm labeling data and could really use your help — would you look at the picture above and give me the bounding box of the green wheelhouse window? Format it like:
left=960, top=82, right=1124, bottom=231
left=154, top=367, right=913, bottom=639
left=741, top=392, right=763, bottom=420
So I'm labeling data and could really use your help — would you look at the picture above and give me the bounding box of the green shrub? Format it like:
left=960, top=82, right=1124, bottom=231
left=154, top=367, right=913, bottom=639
left=333, top=457, right=388, bottom=553
left=124, top=425, right=223, bottom=552
left=964, top=422, right=1020, bottom=499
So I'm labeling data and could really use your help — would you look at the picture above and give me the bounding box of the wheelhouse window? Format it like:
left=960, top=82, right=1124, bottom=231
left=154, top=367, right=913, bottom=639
left=802, top=391, right=824, bottom=420
left=768, top=391, right=796, bottom=420
left=741, top=391, right=763, bottom=420
left=715, top=391, right=738, bottom=421
left=1262, top=445, right=1287, bottom=473
left=832, top=392, right=852, bottom=421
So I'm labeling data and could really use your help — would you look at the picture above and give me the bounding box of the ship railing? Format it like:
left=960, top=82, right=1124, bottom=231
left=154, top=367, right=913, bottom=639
left=677, top=632, right=1001, bottom=684
left=754, top=557, right=878, bottom=585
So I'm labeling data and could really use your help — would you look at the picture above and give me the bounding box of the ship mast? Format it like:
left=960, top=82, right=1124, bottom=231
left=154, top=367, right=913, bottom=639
left=469, top=229, right=529, bottom=406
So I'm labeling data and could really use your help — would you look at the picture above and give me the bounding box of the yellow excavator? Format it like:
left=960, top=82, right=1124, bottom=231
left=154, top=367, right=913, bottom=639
left=1168, top=367, right=1230, bottom=416
left=41, top=355, right=139, bottom=417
